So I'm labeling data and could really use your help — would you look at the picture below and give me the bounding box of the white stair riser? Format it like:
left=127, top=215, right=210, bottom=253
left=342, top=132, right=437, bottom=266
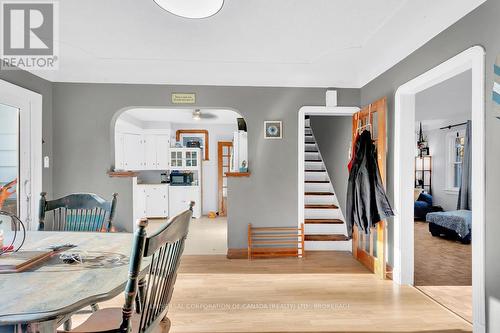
left=305, top=183, right=332, bottom=192
left=305, top=195, right=336, bottom=204
left=305, top=224, right=345, bottom=234
left=304, top=162, right=324, bottom=170
left=305, top=209, right=342, bottom=219
left=305, top=173, right=329, bottom=182
left=305, top=143, right=316, bottom=148
left=305, top=152, right=320, bottom=160
left=305, top=240, right=352, bottom=251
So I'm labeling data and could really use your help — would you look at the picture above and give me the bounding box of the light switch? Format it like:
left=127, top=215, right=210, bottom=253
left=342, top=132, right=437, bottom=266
left=43, top=156, right=50, bottom=168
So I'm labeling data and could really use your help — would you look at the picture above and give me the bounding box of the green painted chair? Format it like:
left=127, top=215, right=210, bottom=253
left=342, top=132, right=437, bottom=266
left=65, top=203, right=193, bottom=333
left=38, top=192, right=118, bottom=232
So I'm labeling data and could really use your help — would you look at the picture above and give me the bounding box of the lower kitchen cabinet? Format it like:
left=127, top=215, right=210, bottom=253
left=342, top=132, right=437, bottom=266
left=137, top=184, right=169, bottom=218
left=169, top=185, right=201, bottom=218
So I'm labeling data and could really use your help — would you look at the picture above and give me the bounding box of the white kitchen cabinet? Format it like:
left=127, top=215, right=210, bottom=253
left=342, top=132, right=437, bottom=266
left=124, top=133, right=143, bottom=170
left=143, top=135, right=157, bottom=170
left=169, top=185, right=201, bottom=218
left=117, top=133, right=170, bottom=171
left=169, top=148, right=201, bottom=171
left=115, top=133, right=125, bottom=170
left=156, top=135, right=170, bottom=169
left=137, top=184, right=169, bottom=218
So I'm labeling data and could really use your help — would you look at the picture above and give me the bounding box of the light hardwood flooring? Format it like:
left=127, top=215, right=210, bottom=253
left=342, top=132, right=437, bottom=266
left=417, top=286, right=473, bottom=324
left=414, top=221, right=472, bottom=323
left=147, top=216, right=227, bottom=255
left=72, top=252, right=471, bottom=333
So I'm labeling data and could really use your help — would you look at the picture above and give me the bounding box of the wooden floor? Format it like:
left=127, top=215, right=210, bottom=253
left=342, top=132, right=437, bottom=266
left=74, top=252, right=471, bottom=333
left=414, top=221, right=471, bottom=286
left=417, top=286, right=473, bottom=324
left=414, top=221, right=472, bottom=323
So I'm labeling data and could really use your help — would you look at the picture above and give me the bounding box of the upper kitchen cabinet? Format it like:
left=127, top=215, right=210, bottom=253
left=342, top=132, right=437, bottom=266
left=170, top=148, right=201, bottom=171
left=115, top=132, right=170, bottom=171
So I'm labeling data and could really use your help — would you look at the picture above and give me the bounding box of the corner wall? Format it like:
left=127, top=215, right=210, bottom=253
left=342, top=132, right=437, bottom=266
left=360, top=0, right=499, bottom=328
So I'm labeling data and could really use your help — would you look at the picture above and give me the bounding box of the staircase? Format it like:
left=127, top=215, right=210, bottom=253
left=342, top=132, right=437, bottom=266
left=303, top=120, right=351, bottom=251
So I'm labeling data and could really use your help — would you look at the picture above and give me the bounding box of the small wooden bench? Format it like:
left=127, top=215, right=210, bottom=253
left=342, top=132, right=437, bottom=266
left=247, top=223, right=305, bottom=259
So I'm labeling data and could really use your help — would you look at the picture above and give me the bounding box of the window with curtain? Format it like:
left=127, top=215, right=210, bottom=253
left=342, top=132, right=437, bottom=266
left=447, top=130, right=465, bottom=191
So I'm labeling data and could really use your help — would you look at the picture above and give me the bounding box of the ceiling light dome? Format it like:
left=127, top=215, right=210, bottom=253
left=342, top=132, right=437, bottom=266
left=153, top=0, right=224, bottom=19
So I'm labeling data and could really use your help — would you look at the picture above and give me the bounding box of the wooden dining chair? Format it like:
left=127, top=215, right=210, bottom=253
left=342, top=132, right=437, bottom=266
left=64, top=203, right=193, bottom=333
left=38, top=192, right=118, bottom=232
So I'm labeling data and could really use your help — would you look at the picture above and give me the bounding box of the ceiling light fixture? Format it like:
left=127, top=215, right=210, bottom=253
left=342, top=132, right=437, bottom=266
left=192, top=109, right=201, bottom=120
left=153, top=0, right=224, bottom=19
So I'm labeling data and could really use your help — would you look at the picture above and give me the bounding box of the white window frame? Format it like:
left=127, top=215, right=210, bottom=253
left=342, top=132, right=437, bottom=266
left=445, top=129, right=465, bottom=193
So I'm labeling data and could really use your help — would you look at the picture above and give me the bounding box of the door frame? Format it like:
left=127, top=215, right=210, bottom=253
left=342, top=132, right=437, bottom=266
left=217, top=141, right=232, bottom=216
left=0, top=79, right=43, bottom=230
left=297, top=106, right=359, bottom=229
left=393, top=46, right=485, bottom=332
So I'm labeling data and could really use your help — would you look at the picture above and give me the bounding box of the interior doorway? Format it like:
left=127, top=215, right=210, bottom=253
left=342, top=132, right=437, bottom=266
left=113, top=107, right=247, bottom=255
left=393, top=46, right=485, bottom=331
left=0, top=79, right=42, bottom=230
left=217, top=141, right=232, bottom=217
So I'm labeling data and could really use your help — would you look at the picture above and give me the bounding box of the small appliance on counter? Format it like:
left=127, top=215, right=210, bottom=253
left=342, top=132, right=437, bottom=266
left=160, top=172, right=168, bottom=184
left=170, top=171, right=194, bottom=186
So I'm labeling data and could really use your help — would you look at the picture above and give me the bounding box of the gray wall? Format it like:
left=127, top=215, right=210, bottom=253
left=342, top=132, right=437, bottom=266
left=0, top=69, right=53, bottom=198
left=51, top=83, right=359, bottom=250
left=360, top=0, right=499, bottom=328
left=309, top=116, right=351, bottom=214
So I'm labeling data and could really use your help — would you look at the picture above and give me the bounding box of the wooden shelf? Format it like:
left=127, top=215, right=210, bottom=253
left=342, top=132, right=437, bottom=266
left=225, top=172, right=250, bottom=177
left=107, top=170, right=138, bottom=178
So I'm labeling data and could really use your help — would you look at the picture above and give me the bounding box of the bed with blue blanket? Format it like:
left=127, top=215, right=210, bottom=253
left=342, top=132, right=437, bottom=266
left=426, top=210, right=472, bottom=244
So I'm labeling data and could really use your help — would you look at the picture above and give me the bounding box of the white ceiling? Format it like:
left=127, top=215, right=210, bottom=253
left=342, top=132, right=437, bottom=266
left=123, top=108, right=241, bottom=125
left=31, top=0, right=485, bottom=87
left=416, top=69, right=472, bottom=130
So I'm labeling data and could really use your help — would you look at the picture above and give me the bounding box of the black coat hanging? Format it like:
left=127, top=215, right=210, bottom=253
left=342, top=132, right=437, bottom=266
left=346, top=130, right=394, bottom=237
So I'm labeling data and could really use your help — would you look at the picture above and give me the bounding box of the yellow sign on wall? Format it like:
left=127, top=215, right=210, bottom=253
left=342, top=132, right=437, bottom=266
left=171, top=93, right=196, bottom=104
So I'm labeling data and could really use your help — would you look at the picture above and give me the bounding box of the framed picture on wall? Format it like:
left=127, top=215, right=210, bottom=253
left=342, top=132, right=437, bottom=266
left=264, top=121, right=282, bottom=139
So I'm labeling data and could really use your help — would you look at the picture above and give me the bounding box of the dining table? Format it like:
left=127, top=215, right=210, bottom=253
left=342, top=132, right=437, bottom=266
left=0, top=230, right=145, bottom=333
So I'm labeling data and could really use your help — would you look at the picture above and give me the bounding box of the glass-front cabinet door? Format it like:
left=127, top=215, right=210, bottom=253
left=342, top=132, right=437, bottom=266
left=185, top=150, right=198, bottom=167
left=170, top=151, right=183, bottom=167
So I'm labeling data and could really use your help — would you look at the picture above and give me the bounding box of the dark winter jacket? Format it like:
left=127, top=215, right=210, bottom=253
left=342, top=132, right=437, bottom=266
left=346, top=130, right=394, bottom=237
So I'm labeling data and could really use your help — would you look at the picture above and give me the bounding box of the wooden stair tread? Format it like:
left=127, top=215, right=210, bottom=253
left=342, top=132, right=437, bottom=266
left=304, top=159, right=322, bottom=162
left=305, top=150, right=319, bottom=152
left=305, top=180, right=329, bottom=183
left=304, top=219, right=344, bottom=224
left=305, top=170, right=326, bottom=172
left=304, top=192, right=334, bottom=196
left=305, top=234, right=349, bottom=241
left=304, top=204, right=338, bottom=209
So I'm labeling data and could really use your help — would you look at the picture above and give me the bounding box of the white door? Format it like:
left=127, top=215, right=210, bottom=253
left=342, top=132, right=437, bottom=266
left=0, top=79, right=42, bottom=230
left=156, top=135, right=170, bottom=169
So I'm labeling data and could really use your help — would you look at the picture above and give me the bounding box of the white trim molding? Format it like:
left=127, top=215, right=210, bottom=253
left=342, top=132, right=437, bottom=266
left=297, top=105, right=359, bottom=229
left=393, top=46, right=486, bottom=333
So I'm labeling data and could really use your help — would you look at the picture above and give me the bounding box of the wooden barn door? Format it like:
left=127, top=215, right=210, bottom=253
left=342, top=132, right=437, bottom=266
left=218, top=141, right=233, bottom=216
left=351, top=97, right=388, bottom=279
